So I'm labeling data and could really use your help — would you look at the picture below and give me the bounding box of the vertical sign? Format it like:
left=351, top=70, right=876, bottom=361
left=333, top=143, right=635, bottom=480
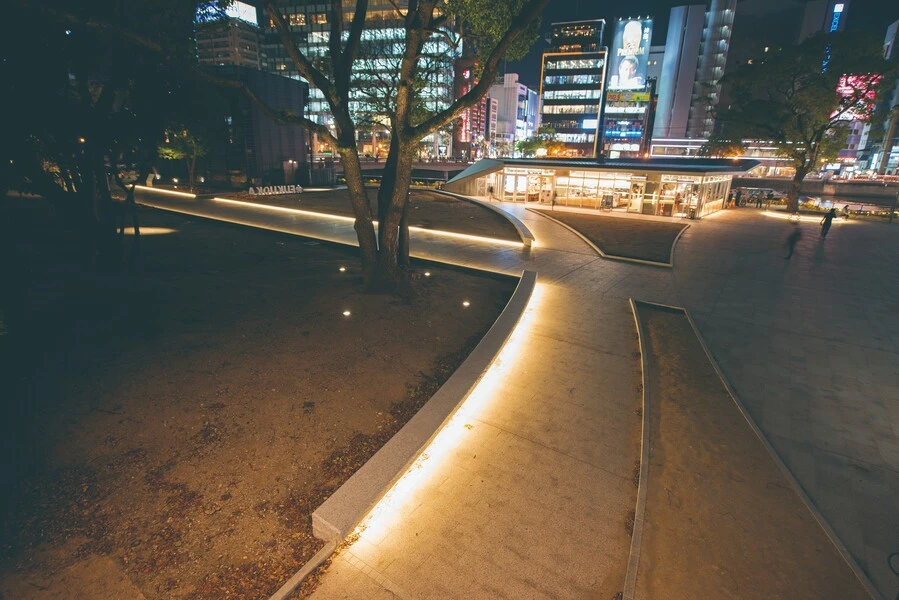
left=609, top=18, right=653, bottom=90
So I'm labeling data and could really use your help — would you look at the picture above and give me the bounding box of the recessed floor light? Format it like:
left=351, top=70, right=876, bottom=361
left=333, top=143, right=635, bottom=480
left=424, top=271, right=431, bottom=277
left=339, top=266, right=346, bottom=272
left=462, top=301, right=470, bottom=308
left=342, top=310, right=351, bottom=317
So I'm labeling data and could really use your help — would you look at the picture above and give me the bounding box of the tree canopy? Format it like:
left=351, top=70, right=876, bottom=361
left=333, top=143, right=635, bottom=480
left=516, top=126, right=566, bottom=157
left=717, top=31, right=897, bottom=210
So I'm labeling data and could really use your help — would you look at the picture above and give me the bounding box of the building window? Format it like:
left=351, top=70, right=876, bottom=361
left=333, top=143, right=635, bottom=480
left=289, top=13, right=307, bottom=26
left=311, top=13, right=328, bottom=24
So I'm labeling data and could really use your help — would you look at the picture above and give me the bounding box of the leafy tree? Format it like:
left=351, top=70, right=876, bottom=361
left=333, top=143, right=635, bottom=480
left=698, top=137, right=746, bottom=158
left=157, top=127, right=209, bottom=191
left=3, top=0, right=225, bottom=267
left=516, top=126, right=565, bottom=157
left=258, top=0, right=548, bottom=291
left=717, top=31, right=897, bottom=212
left=18, top=0, right=547, bottom=290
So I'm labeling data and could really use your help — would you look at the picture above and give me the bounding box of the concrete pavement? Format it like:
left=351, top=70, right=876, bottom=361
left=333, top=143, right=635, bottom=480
left=135, top=189, right=896, bottom=598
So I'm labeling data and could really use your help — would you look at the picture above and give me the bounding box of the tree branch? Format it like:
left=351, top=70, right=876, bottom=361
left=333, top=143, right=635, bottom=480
left=344, top=0, right=370, bottom=68
left=194, top=70, right=339, bottom=148
left=264, top=2, right=337, bottom=102
left=409, top=0, right=548, bottom=139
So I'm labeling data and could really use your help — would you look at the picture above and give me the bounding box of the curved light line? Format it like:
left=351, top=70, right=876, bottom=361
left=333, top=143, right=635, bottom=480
left=134, top=185, right=196, bottom=198
left=211, top=197, right=525, bottom=247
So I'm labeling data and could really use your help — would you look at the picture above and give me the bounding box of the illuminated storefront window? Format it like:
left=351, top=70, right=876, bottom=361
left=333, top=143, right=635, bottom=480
left=453, top=161, right=741, bottom=219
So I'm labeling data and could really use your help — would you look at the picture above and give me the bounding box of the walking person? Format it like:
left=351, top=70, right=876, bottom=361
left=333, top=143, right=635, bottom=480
left=820, top=207, right=837, bottom=239
left=784, top=223, right=802, bottom=259
left=764, top=191, right=774, bottom=209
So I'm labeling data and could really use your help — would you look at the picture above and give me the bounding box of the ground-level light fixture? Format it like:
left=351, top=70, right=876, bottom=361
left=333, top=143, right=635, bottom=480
left=424, top=271, right=431, bottom=277
left=462, top=300, right=470, bottom=308
left=172, top=178, right=179, bottom=183
left=342, top=310, right=351, bottom=317
left=339, top=266, right=346, bottom=272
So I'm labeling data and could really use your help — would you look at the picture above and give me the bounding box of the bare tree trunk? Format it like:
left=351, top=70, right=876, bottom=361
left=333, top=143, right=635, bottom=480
left=377, top=135, right=400, bottom=250
left=398, top=199, right=411, bottom=268
left=375, top=142, right=416, bottom=291
left=339, top=148, right=379, bottom=285
left=786, top=168, right=807, bottom=213
left=187, top=151, right=197, bottom=191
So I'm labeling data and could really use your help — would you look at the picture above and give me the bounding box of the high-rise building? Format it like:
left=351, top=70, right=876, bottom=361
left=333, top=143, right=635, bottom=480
left=874, top=20, right=899, bottom=173
left=603, top=17, right=655, bottom=158
left=538, top=19, right=607, bottom=156
left=488, top=73, right=539, bottom=156
left=453, top=57, right=490, bottom=161
left=798, top=0, right=851, bottom=42
left=196, top=1, right=263, bottom=69
left=654, top=0, right=735, bottom=139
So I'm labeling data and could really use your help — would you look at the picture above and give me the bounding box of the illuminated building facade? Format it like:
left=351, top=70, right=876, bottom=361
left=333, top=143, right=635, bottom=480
left=453, top=56, right=490, bottom=161
left=603, top=17, right=655, bottom=158
left=488, top=74, right=539, bottom=156
left=539, top=20, right=607, bottom=157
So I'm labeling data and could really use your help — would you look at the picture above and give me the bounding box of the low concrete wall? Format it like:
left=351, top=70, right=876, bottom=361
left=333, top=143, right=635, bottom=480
left=734, top=177, right=899, bottom=202
left=430, top=189, right=535, bottom=248
left=312, top=270, right=538, bottom=543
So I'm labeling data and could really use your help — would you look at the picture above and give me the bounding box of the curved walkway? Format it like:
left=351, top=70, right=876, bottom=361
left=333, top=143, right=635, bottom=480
left=136, top=190, right=895, bottom=599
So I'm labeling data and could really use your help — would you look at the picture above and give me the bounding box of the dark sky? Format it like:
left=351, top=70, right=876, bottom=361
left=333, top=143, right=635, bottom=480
left=504, top=0, right=899, bottom=89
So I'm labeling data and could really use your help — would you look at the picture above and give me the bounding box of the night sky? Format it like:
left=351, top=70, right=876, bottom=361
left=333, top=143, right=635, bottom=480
left=504, top=0, right=899, bottom=89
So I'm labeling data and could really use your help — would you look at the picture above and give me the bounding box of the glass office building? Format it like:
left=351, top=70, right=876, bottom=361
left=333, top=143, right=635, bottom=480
left=261, top=2, right=458, bottom=154
left=539, top=20, right=607, bottom=157
left=445, top=157, right=759, bottom=218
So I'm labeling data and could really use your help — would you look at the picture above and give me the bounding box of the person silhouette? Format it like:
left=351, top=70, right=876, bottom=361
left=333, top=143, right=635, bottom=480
left=784, top=222, right=802, bottom=259
left=820, top=207, right=837, bottom=238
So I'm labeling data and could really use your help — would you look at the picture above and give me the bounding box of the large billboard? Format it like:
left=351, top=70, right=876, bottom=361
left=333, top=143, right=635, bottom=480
left=609, top=18, right=653, bottom=90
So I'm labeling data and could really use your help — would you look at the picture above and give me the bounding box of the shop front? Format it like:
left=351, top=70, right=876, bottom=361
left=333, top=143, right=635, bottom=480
left=446, top=157, right=758, bottom=219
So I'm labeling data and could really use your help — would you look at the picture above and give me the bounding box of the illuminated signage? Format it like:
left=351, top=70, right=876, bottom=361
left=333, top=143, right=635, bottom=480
left=832, top=74, right=881, bottom=121
left=609, top=18, right=653, bottom=90
left=249, top=185, right=303, bottom=195
left=606, top=91, right=651, bottom=103
left=226, top=1, right=258, bottom=24
left=605, top=106, right=647, bottom=114
left=833, top=3, right=844, bottom=12
left=582, top=119, right=599, bottom=129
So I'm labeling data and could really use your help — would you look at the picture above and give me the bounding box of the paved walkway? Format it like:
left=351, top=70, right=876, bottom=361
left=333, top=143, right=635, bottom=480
left=672, top=210, right=899, bottom=598
left=137, top=191, right=897, bottom=598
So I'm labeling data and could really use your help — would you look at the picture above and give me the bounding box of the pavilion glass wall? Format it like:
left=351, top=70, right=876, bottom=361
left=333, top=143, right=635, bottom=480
left=472, top=168, right=731, bottom=217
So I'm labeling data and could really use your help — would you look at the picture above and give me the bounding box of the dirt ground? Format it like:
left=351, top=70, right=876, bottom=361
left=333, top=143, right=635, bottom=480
left=0, top=198, right=516, bottom=599
left=532, top=210, right=686, bottom=264
left=634, top=304, right=868, bottom=599
left=220, top=186, right=521, bottom=242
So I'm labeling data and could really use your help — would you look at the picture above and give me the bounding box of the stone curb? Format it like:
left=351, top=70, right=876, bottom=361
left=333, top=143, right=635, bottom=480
left=622, top=298, right=653, bottom=600
left=526, top=208, right=674, bottom=268
left=311, top=270, right=536, bottom=545
left=668, top=224, right=690, bottom=267
left=682, top=309, right=884, bottom=600
left=267, top=541, right=336, bottom=600
left=429, top=188, right=535, bottom=248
